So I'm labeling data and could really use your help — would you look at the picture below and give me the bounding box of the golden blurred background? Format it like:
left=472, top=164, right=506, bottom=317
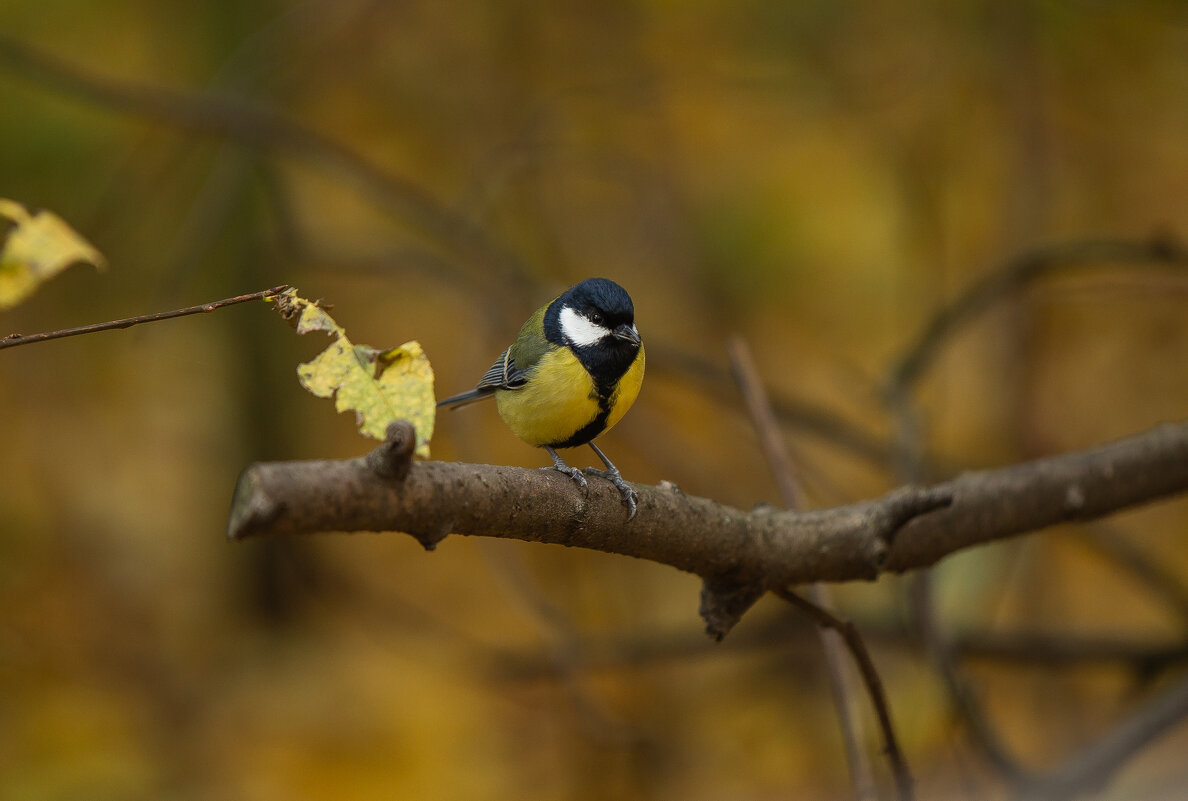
left=3, top=2, right=1188, bottom=799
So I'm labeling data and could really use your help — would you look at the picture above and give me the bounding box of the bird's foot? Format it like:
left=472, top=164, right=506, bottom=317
left=543, top=463, right=588, bottom=491
left=583, top=467, right=639, bottom=520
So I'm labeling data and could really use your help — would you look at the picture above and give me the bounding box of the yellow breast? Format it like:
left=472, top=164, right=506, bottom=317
left=605, top=342, right=645, bottom=430
left=494, top=344, right=644, bottom=448
left=495, top=347, right=599, bottom=447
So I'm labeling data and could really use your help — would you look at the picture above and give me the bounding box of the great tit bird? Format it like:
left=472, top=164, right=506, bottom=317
left=437, top=278, right=645, bottom=517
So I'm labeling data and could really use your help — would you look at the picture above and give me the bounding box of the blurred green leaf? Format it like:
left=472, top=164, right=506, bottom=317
left=270, top=288, right=435, bottom=457
left=0, top=198, right=106, bottom=310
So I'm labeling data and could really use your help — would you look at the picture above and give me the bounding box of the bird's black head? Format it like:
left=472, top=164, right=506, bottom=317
left=544, top=278, right=641, bottom=392
left=545, top=278, right=639, bottom=349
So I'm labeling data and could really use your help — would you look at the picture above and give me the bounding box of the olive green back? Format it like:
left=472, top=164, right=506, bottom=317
left=507, top=303, right=551, bottom=373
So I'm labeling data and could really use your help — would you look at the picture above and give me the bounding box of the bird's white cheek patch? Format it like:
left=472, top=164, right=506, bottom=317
left=559, top=306, right=610, bottom=347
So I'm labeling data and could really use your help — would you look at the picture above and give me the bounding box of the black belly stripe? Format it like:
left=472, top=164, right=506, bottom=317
left=549, top=409, right=609, bottom=449
left=545, top=339, right=637, bottom=449
left=548, top=389, right=613, bottom=449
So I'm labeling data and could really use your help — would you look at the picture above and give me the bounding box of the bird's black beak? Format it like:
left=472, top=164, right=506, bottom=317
left=612, top=323, right=641, bottom=346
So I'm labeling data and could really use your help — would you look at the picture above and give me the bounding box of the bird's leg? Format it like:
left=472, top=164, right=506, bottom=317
left=584, top=442, right=638, bottom=519
left=542, top=446, right=587, bottom=490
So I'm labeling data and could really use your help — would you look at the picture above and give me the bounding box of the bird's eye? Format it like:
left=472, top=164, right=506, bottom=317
left=589, top=312, right=604, bottom=326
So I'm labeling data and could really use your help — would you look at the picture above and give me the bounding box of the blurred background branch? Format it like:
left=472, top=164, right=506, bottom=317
left=0, top=33, right=532, bottom=294
left=728, top=334, right=878, bottom=799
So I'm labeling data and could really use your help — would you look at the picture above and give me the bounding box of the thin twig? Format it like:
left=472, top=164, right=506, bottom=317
left=776, top=588, right=915, bottom=801
left=0, top=285, right=288, bottom=350
left=727, top=335, right=881, bottom=800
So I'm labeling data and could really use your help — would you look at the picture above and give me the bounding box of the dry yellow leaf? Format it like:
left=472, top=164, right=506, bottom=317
left=0, top=199, right=106, bottom=310
left=269, top=288, right=435, bottom=457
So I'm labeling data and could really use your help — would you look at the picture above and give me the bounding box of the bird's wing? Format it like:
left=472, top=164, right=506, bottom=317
left=475, top=347, right=529, bottom=390
left=437, top=347, right=529, bottom=409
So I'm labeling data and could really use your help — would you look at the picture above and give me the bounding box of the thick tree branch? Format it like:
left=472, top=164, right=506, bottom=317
left=228, top=421, right=948, bottom=584
left=229, top=420, right=1188, bottom=633
left=882, top=421, right=1188, bottom=573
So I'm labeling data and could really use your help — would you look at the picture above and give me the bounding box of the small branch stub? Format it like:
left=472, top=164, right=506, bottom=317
left=227, top=468, right=282, bottom=542
left=366, top=421, right=417, bottom=481
left=367, top=420, right=448, bottom=550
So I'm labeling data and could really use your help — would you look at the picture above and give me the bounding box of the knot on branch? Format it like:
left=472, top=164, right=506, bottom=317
left=366, top=420, right=416, bottom=481
left=410, top=523, right=451, bottom=552
left=873, top=485, right=954, bottom=556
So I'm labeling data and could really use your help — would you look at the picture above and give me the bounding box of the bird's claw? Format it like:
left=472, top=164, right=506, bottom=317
left=583, top=467, right=639, bottom=520
left=543, top=463, right=588, bottom=490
